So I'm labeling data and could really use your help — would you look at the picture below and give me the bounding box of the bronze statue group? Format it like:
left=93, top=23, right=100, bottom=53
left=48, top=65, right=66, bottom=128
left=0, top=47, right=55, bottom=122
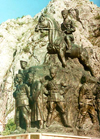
left=13, top=9, right=100, bottom=135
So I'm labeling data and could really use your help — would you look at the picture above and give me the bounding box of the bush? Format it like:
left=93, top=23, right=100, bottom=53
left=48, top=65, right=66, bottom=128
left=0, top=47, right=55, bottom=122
left=94, top=14, right=100, bottom=20
left=21, top=15, right=25, bottom=18
left=2, top=118, right=16, bottom=135
left=0, top=35, right=3, bottom=37
left=18, top=22, right=25, bottom=25
left=44, top=8, right=48, bottom=14
left=23, top=46, right=30, bottom=53
left=16, top=17, right=20, bottom=20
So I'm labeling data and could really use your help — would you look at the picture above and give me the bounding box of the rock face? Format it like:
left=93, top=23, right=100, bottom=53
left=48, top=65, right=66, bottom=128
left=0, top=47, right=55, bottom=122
left=0, top=0, right=100, bottom=137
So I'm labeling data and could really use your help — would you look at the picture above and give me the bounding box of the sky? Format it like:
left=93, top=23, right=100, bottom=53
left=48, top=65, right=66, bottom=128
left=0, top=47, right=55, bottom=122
left=0, top=0, right=99, bottom=24
left=90, top=0, right=100, bottom=6
left=0, top=0, right=51, bottom=24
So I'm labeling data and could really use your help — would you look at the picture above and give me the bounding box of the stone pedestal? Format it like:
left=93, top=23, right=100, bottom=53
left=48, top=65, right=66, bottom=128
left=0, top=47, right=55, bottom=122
left=0, top=133, right=99, bottom=139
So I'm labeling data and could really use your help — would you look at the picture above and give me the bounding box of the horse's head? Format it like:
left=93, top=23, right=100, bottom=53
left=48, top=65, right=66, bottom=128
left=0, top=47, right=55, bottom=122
left=35, top=14, right=49, bottom=33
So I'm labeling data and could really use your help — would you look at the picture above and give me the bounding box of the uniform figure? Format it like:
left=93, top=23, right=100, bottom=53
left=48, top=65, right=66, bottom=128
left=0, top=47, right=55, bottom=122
left=61, top=9, right=76, bottom=49
left=13, top=73, right=31, bottom=131
left=27, top=72, right=43, bottom=129
left=95, top=77, right=100, bottom=124
left=45, top=67, right=69, bottom=127
left=78, top=76, right=98, bottom=129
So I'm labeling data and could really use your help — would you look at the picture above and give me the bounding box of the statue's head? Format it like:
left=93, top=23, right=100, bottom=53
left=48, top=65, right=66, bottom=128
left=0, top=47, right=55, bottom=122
left=61, top=9, right=68, bottom=19
left=39, top=13, right=45, bottom=23
left=35, top=13, right=49, bottom=33
left=27, top=72, right=34, bottom=85
left=20, top=60, right=27, bottom=69
left=16, top=73, right=23, bottom=83
left=49, top=67, right=57, bottom=79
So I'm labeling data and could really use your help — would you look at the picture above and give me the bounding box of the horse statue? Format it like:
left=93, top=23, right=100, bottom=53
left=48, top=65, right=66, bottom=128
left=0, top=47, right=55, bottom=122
left=35, top=14, right=94, bottom=76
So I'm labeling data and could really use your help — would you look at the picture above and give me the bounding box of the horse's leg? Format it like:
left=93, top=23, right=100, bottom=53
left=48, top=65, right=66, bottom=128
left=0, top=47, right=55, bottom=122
left=79, top=48, right=94, bottom=76
left=79, top=56, right=94, bottom=76
left=44, top=52, right=50, bottom=64
left=84, top=62, right=94, bottom=76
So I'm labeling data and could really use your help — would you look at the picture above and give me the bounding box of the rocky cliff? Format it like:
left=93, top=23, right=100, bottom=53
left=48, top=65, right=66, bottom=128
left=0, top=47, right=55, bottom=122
left=0, top=0, right=100, bottom=137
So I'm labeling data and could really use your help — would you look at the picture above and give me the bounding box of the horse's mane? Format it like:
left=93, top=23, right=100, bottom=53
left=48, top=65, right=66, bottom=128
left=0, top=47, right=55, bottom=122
left=43, top=14, right=62, bottom=34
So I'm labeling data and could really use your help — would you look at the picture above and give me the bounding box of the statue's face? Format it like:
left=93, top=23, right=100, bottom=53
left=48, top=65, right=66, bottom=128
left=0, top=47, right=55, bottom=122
left=16, top=75, right=22, bottom=83
left=62, top=12, right=68, bottom=20
left=27, top=75, right=33, bottom=84
left=50, top=70, right=56, bottom=79
left=20, top=61, right=27, bottom=69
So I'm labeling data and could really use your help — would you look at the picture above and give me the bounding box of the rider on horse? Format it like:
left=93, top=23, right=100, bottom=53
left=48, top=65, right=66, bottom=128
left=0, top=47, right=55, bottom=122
left=61, top=9, right=76, bottom=50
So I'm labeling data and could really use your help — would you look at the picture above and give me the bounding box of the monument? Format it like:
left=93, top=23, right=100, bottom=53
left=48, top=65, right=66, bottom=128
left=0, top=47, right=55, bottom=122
left=10, top=8, right=100, bottom=138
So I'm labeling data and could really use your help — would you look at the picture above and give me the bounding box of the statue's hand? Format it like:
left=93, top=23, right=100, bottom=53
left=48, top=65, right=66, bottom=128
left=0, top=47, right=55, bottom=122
left=40, top=78, right=45, bottom=84
left=66, top=29, right=71, bottom=33
left=60, top=90, right=64, bottom=95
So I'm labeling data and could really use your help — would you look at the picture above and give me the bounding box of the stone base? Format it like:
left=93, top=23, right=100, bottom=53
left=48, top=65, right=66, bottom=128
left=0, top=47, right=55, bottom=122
left=0, top=133, right=99, bottom=139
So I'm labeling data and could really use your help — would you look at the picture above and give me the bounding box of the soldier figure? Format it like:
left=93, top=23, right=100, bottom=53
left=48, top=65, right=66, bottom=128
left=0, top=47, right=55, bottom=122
left=61, top=9, right=76, bottom=49
left=45, top=67, right=69, bottom=127
left=78, top=76, right=98, bottom=129
left=26, top=72, right=43, bottom=129
left=13, top=73, right=31, bottom=132
left=95, top=77, right=100, bottom=124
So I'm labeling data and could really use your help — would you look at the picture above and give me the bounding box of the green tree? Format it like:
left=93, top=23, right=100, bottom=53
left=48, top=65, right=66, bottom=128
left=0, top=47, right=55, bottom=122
left=2, top=118, right=16, bottom=135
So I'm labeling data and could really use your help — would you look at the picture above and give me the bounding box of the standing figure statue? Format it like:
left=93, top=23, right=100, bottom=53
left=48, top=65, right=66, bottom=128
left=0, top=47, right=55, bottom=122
left=94, top=77, right=100, bottom=124
left=44, top=67, right=70, bottom=127
left=61, top=9, right=76, bottom=50
left=26, top=72, right=43, bottom=129
left=13, top=73, right=31, bottom=132
left=78, top=75, right=98, bottom=130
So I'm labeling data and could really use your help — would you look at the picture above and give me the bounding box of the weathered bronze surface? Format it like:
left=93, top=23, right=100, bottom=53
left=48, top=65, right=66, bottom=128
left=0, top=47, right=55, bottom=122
left=61, top=9, right=76, bottom=50
left=26, top=72, right=43, bottom=129
left=13, top=73, right=31, bottom=133
left=35, top=12, right=94, bottom=76
left=42, top=67, right=70, bottom=127
left=77, top=76, right=99, bottom=129
left=13, top=9, right=100, bottom=137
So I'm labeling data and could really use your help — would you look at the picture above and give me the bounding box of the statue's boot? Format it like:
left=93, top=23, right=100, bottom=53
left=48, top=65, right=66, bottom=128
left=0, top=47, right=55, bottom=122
left=46, top=120, right=51, bottom=127
left=46, top=113, right=52, bottom=127
left=39, top=120, right=43, bottom=129
left=62, top=114, right=71, bottom=127
left=16, top=126, right=22, bottom=131
left=11, top=126, right=25, bottom=134
left=26, top=121, right=32, bottom=133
